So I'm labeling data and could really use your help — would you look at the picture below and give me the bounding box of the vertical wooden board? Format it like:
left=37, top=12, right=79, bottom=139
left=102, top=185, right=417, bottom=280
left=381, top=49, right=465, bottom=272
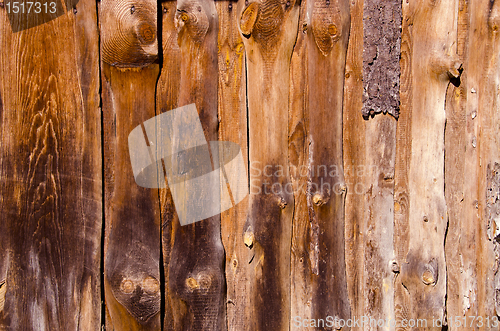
left=99, top=0, right=161, bottom=329
left=237, top=0, right=299, bottom=328
left=216, top=1, right=250, bottom=330
left=289, top=1, right=311, bottom=326
left=395, top=0, right=459, bottom=327
left=157, top=1, right=181, bottom=330
left=469, top=0, right=500, bottom=325
left=343, top=0, right=365, bottom=326
left=162, top=0, right=227, bottom=329
left=0, top=0, right=102, bottom=329
left=444, top=0, right=468, bottom=325
left=344, top=0, right=397, bottom=327
left=302, top=0, right=352, bottom=326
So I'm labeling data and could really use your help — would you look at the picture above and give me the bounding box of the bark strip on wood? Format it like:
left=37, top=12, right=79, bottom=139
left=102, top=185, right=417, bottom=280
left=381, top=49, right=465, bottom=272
left=362, top=0, right=401, bottom=119
left=0, top=0, right=102, bottom=328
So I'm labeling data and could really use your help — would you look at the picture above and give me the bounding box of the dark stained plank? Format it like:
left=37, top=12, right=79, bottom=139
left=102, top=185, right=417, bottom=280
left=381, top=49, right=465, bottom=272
left=395, top=0, right=459, bottom=328
left=216, top=1, right=250, bottom=330
left=99, top=0, right=161, bottom=329
left=0, top=0, right=102, bottom=329
left=237, top=0, right=300, bottom=329
left=161, top=0, right=226, bottom=329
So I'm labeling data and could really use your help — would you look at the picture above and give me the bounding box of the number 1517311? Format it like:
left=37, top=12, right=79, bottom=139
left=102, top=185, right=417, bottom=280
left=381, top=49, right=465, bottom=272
left=5, top=2, right=57, bottom=14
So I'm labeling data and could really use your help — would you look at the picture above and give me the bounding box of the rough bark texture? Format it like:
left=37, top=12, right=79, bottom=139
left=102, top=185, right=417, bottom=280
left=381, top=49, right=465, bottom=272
left=362, top=0, right=401, bottom=119
left=0, top=0, right=102, bottom=329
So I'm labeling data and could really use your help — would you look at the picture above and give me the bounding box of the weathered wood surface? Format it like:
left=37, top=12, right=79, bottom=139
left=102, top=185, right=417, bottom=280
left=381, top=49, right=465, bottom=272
left=0, top=0, right=499, bottom=329
left=0, top=0, right=102, bottom=329
left=344, top=0, right=397, bottom=329
left=395, top=0, right=459, bottom=328
left=238, top=0, right=299, bottom=328
left=216, top=1, right=249, bottom=330
left=161, top=0, right=226, bottom=330
left=100, top=0, right=161, bottom=329
left=289, top=0, right=351, bottom=328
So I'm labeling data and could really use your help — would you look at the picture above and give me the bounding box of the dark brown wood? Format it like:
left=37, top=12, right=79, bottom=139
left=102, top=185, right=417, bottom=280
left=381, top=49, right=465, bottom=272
left=161, top=0, right=226, bottom=330
left=0, top=0, right=102, bottom=328
left=100, top=0, right=161, bottom=329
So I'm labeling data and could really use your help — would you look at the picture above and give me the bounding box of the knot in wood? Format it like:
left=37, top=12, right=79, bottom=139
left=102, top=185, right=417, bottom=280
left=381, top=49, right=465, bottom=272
left=175, top=1, right=210, bottom=43
left=120, top=279, right=135, bottom=294
left=422, top=259, right=438, bottom=286
left=136, top=22, right=156, bottom=45
left=142, top=276, right=160, bottom=294
left=311, top=0, right=343, bottom=56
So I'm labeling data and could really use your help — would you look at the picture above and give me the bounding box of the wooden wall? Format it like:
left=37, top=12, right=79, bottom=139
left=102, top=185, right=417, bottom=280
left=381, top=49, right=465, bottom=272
left=0, top=0, right=499, bottom=330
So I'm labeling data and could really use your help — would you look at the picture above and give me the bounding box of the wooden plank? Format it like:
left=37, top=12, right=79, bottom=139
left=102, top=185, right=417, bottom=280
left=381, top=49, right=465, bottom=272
left=0, top=0, right=102, bottom=329
left=444, top=0, right=468, bottom=326
left=99, top=0, right=161, bottom=329
left=216, top=1, right=250, bottom=330
left=289, top=0, right=351, bottom=328
left=238, top=0, right=299, bottom=328
left=344, top=0, right=397, bottom=328
left=468, top=0, right=500, bottom=327
left=343, top=0, right=365, bottom=327
left=161, top=0, right=227, bottom=329
left=157, top=1, right=181, bottom=330
left=395, top=0, right=459, bottom=328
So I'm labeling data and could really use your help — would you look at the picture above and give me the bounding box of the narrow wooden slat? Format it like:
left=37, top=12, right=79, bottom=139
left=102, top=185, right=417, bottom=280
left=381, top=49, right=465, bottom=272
left=395, top=0, right=459, bottom=328
left=444, top=0, right=468, bottom=325
left=216, top=1, right=250, bottom=330
left=468, top=0, right=500, bottom=326
left=0, top=0, right=102, bottom=329
left=342, top=0, right=365, bottom=326
left=162, top=0, right=226, bottom=329
left=238, top=0, right=299, bottom=328
left=289, top=0, right=351, bottom=328
left=99, top=0, right=161, bottom=329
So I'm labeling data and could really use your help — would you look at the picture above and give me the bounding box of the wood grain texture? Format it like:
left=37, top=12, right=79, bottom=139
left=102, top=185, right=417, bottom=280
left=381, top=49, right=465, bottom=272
left=289, top=0, right=352, bottom=328
left=362, top=0, right=401, bottom=118
left=344, top=0, right=396, bottom=329
left=216, top=1, right=250, bottom=330
left=238, top=0, right=299, bottom=328
left=162, top=0, right=226, bottom=329
left=467, top=0, right=500, bottom=326
left=395, top=0, right=459, bottom=328
left=343, top=0, right=365, bottom=327
left=100, top=0, right=161, bottom=329
left=0, top=0, right=102, bottom=329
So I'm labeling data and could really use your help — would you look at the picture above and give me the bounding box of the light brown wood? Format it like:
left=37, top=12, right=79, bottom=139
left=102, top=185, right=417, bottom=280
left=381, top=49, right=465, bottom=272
left=216, top=1, right=250, bottom=330
left=238, top=0, right=299, bottom=328
left=395, top=0, right=459, bottom=327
